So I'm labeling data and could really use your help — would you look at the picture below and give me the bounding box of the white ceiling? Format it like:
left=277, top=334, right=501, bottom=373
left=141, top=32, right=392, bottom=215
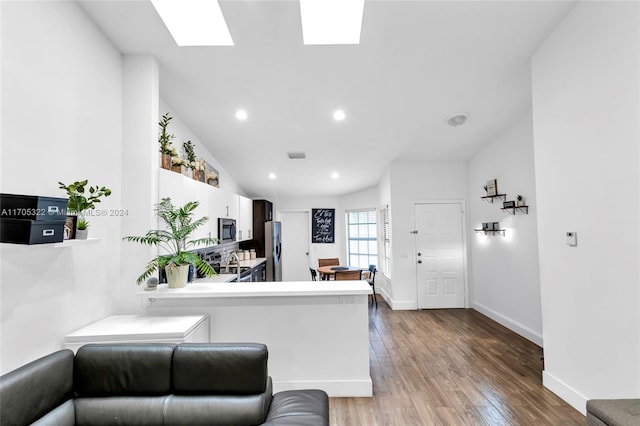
left=79, top=0, right=576, bottom=199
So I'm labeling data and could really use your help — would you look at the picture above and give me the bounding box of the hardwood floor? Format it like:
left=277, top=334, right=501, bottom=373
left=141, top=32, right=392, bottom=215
left=329, top=297, right=584, bottom=425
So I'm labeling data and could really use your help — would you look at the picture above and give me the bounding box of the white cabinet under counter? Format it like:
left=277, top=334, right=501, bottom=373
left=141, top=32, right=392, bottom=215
left=138, top=281, right=373, bottom=397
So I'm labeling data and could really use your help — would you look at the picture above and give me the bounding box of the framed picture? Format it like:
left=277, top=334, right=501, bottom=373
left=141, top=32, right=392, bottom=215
left=64, top=215, right=77, bottom=240
left=482, top=222, right=491, bottom=231
left=503, top=200, right=515, bottom=209
left=204, top=162, right=219, bottom=188
left=486, top=179, right=498, bottom=196
left=492, top=222, right=500, bottom=230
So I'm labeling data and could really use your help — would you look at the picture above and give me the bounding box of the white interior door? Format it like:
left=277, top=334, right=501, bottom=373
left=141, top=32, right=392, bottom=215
left=415, top=203, right=465, bottom=309
left=280, top=211, right=310, bottom=281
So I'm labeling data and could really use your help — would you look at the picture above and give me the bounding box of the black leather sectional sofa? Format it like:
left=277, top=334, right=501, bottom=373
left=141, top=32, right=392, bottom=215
left=0, top=342, right=329, bottom=425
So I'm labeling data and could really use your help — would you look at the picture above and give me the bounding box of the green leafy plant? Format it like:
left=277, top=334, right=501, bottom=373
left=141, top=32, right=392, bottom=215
left=76, top=219, right=89, bottom=230
left=58, top=179, right=112, bottom=214
left=183, top=140, right=197, bottom=169
left=158, top=112, right=175, bottom=155
left=123, top=198, right=218, bottom=284
left=517, top=194, right=523, bottom=201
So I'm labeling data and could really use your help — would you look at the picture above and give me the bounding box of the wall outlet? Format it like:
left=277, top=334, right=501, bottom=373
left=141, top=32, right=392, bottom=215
left=566, top=232, right=577, bottom=246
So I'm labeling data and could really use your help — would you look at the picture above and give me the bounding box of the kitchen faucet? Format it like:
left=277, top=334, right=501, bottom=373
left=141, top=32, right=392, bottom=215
left=226, top=251, right=241, bottom=282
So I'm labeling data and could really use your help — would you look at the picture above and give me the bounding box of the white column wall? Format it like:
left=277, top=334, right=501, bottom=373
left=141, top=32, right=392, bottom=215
left=532, top=1, right=640, bottom=412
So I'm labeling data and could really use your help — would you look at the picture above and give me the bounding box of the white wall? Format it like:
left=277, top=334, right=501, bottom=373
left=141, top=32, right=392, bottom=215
left=158, top=100, right=246, bottom=196
left=532, top=0, right=640, bottom=412
left=0, top=1, right=122, bottom=373
left=388, top=162, right=467, bottom=309
left=467, top=110, right=542, bottom=345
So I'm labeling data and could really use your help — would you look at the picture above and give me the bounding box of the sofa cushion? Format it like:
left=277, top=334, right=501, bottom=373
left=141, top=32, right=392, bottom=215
left=264, top=390, right=329, bottom=426
left=265, top=389, right=329, bottom=426
left=74, top=343, right=176, bottom=396
left=0, top=349, right=74, bottom=426
left=31, top=400, right=75, bottom=426
left=74, top=397, right=167, bottom=425
left=172, top=343, right=268, bottom=395
left=587, top=399, right=640, bottom=426
left=164, top=393, right=271, bottom=426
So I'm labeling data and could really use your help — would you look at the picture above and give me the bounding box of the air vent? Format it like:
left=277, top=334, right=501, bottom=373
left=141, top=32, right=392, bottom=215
left=287, top=152, right=306, bottom=159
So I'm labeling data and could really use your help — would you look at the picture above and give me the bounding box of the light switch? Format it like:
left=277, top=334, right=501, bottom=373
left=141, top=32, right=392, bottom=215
left=566, top=232, right=577, bottom=246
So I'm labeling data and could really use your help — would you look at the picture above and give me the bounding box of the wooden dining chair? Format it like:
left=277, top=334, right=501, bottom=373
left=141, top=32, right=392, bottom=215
left=334, top=270, right=362, bottom=280
left=318, top=258, right=339, bottom=280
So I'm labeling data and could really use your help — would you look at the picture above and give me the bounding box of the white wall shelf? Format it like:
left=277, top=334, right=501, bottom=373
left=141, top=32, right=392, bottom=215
left=474, top=229, right=506, bottom=236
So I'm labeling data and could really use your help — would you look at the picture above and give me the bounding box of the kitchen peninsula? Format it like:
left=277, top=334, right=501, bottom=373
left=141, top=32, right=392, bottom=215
left=138, top=278, right=373, bottom=397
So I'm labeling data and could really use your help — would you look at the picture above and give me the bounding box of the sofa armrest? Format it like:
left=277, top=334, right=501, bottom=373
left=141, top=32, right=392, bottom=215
left=587, top=399, right=640, bottom=426
left=264, top=390, right=329, bottom=426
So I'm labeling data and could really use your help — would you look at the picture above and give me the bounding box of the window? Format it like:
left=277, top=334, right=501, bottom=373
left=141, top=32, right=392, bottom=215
left=380, top=205, right=391, bottom=277
left=346, top=209, right=377, bottom=269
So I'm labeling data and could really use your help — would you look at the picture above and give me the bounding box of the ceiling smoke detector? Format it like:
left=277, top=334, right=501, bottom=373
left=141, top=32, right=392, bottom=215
left=445, top=112, right=469, bottom=128
left=287, top=152, right=306, bottom=159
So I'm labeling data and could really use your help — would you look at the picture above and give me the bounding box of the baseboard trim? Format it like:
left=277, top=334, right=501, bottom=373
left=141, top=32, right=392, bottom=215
left=471, top=302, right=543, bottom=346
left=273, top=378, right=373, bottom=397
left=543, top=371, right=587, bottom=415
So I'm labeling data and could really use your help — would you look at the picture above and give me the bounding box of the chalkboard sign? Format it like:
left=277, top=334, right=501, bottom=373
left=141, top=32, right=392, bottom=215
left=311, top=208, right=335, bottom=243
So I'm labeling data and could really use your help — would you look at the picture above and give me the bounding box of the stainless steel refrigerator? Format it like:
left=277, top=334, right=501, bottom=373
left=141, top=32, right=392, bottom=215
left=264, top=221, right=282, bottom=281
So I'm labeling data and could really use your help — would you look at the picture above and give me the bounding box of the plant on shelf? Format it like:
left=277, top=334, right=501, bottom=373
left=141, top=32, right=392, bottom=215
left=158, top=112, right=175, bottom=169
left=75, top=219, right=89, bottom=240
left=516, top=194, right=525, bottom=207
left=123, top=197, right=218, bottom=288
left=183, top=140, right=198, bottom=179
left=58, top=179, right=112, bottom=239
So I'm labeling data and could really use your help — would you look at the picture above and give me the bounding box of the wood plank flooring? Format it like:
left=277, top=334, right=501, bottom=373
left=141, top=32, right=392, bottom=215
left=329, top=297, right=584, bottom=425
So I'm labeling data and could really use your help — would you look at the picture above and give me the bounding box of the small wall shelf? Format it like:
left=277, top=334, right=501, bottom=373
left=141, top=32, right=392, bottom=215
left=474, top=229, right=505, bottom=236
left=501, top=206, right=529, bottom=215
left=481, top=194, right=507, bottom=203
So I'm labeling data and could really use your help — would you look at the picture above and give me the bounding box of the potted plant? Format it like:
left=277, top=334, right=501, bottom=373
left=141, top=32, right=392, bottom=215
left=516, top=194, right=525, bottom=207
left=58, top=179, right=112, bottom=239
left=123, top=197, right=217, bottom=288
left=183, top=140, right=197, bottom=180
left=158, top=112, right=175, bottom=170
left=75, top=219, right=89, bottom=240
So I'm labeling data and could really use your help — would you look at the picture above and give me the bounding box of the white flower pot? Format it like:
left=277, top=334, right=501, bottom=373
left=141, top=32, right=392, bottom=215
left=165, top=264, right=189, bottom=288
left=75, top=229, right=88, bottom=240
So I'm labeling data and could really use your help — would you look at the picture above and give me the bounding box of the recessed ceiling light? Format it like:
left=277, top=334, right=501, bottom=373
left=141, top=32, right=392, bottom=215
left=235, top=110, right=248, bottom=120
left=150, top=0, right=233, bottom=46
left=333, top=110, right=346, bottom=121
left=445, top=112, right=469, bottom=128
left=268, top=172, right=277, bottom=180
left=300, top=0, right=365, bottom=45
left=331, top=172, right=340, bottom=179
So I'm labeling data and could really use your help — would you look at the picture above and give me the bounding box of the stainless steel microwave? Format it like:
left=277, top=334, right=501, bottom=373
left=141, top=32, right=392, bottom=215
left=218, top=218, right=236, bottom=243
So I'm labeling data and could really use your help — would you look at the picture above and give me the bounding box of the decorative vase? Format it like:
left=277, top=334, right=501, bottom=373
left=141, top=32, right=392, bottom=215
left=517, top=199, right=525, bottom=207
left=165, top=264, right=189, bottom=288
left=198, top=170, right=205, bottom=183
left=171, top=163, right=182, bottom=173
left=75, top=229, right=88, bottom=240
left=192, top=169, right=200, bottom=181
left=161, top=153, right=171, bottom=170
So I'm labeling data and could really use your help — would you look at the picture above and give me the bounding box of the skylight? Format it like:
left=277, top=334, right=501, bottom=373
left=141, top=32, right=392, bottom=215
left=150, top=0, right=233, bottom=46
left=300, top=0, right=365, bottom=45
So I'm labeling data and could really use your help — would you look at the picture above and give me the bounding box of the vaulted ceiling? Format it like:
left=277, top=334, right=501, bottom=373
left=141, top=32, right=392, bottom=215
left=79, top=0, right=576, bottom=199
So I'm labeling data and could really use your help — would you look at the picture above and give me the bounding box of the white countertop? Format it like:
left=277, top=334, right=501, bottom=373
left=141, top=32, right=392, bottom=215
left=64, top=314, right=208, bottom=342
left=138, top=280, right=372, bottom=299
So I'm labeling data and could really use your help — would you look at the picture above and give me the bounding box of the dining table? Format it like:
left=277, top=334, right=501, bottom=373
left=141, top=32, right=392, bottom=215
left=316, top=265, right=365, bottom=280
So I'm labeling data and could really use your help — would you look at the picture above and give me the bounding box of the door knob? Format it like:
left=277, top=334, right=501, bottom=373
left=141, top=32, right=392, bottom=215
left=417, top=259, right=423, bottom=264
left=417, top=252, right=422, bottom=256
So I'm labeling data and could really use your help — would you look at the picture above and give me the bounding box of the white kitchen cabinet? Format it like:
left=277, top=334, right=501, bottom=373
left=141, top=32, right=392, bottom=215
left=238, top=195, right=253, bottom=242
